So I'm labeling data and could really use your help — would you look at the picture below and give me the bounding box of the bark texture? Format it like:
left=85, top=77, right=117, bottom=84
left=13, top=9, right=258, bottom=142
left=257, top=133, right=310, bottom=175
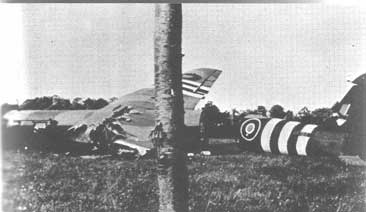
left=154, top=4, right=188, bottom=212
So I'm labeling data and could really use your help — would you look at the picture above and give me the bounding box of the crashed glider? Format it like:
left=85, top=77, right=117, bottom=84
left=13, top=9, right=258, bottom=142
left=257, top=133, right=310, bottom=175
left=3, top=68, right=223, bottom=155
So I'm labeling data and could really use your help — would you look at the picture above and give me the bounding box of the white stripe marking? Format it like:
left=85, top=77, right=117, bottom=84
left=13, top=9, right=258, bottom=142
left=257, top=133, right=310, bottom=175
left=182, top=90, right=204, bottom=98
left=182, top=83, right=210, bottom=93
left=182, top=79, right=210, bottom=91
left=198, top=86, right=210, bottom=92
left=278, top=121, right=300, bottom=154
left=336, top=118, right=346, bottom=126
left=182, top=79, right=201, bottom=86
left=296, top=136, right=310, bottom=156
left=301, top=124, right=318, bottom=134
left=296, top=124, right=317, bottom=156
left=182, top=84, right=199, bottom=91
left=260, top=118, right=282, bottom=153
left=339, top=104, right=350, bottom=116
left=182, top=81, right=210, bottom=94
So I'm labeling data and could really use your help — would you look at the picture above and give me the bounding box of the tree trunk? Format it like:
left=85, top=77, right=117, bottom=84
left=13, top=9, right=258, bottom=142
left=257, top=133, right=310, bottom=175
left=154, top=4, right=188, bottom=212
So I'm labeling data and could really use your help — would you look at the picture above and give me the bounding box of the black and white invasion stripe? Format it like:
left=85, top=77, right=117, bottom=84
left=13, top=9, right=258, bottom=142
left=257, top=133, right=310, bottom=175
left=182, top=79, right=210, bottom=99
left=239, top=118, right=318, bottom=156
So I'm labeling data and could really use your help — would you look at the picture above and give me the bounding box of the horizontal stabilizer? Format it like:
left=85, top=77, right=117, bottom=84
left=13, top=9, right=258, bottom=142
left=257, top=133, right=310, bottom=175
left=182, top=68, right=222, bottom=110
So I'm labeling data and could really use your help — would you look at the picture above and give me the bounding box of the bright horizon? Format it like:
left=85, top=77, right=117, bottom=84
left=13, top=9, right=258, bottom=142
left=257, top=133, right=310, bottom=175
left=1, top=4, right=366, bottom=112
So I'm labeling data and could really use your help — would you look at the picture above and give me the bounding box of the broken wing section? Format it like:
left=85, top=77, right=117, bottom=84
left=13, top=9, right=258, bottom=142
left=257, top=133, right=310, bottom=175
left=182, top=68, right=222, bottom=110
left=67, top=68, right=223, bottom=156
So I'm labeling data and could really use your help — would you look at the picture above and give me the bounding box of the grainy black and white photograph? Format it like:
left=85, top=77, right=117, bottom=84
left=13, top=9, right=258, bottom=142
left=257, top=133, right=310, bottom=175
left=1, top=2, right=366, bottom=212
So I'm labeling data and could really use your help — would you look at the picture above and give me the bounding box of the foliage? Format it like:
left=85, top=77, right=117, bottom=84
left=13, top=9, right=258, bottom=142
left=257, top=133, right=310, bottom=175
left=89, top=118, right=127, bottom=153
left=83, top=98, right=109, bottom=110
left=16, top=96, right=110, bottom=110
left=71, top=97, right=86, bottom=110
left=19, top=96, right=54, bottom=110
left=310, top=108, right=333, bottom=125
left=202, top=102, right=221, bottom=123
left=47, top=98, right=72, bottom=110
left=205, top=103, right=334, bottom=129
left=256, top=105, right=267, bottom=117
left=270, top=105, right=286, bottom=119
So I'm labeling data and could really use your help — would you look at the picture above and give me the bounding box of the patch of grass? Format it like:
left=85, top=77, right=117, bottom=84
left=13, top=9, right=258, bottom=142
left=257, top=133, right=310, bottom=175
left=3, top=151, right=158, bottom=212
left=3, top=150, right=366, bottom=212
left=188, top=153, right=366, bottom=212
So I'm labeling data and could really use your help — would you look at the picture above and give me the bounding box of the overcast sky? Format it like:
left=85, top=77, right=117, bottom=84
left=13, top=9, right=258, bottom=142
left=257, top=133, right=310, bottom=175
left=1, top=4, right=365, bottom=112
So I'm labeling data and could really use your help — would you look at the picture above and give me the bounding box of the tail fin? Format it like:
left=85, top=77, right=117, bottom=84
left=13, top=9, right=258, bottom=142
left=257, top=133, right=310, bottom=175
left=331, top=73, right=366, bottom=128
left=182, top=68, right=222, bottom=110
left=332, top=73, right=366, bottom=158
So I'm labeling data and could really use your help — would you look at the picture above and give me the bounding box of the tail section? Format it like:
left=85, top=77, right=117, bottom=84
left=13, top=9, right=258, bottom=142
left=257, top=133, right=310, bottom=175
left=331, top=73, right=365, bottom=131
left=238, top=118, right=322, bottom=156
left=182, top=68, right=222, bottom=110
left=331, top=73, right=366, bottom=158
left=235, top=73, right=365, bottom=159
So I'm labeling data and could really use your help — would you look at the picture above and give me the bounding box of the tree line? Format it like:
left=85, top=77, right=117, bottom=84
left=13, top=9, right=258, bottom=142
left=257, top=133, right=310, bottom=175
left=1, top=95, right=116, bottom=113
left=1, top=96, right=334, bottom=126
left=202, top=102, right=334, bottom=126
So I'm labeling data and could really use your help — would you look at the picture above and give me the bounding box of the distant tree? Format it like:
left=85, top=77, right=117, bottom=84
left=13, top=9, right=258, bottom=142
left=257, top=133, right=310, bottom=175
left=19, top=99, right=34, bottom=110
left=269, top=104, right=286, bottom=118
left=81, top=98, right=109, bottom=109
left=71, top=97, right=86, bottom=110
left=94, top=98, right=109, bottom=109
left=202, top=101, right=220, bottom=124
left=284, top=110, right=294, bottom=121
left=242, top=109, right=257, bottom=116
left=296, top=107, right=312, bottom=123
left=83, top=98, right=95, bottom=109
left=47, top=97, right=72, bottom=110
left=18, top=96, right=109, bottom=110
left=256, top=105, right=267, bottom=117
left=297, top=106, right=310, bottom=117
left=38, top=97, right=54, bottom=109
left=310, top=108, right=333, bottom=125
left=234, top=109, right=256, bottom=122
left=200, top=102, right=221, bottom=145
left=19, top=96, right=53, bottom=110
left=218, top=111, right=231, bottom=126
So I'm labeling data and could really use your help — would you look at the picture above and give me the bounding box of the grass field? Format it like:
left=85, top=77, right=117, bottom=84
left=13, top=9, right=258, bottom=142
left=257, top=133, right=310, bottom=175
left=3, top=147, right=366, bottom=212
